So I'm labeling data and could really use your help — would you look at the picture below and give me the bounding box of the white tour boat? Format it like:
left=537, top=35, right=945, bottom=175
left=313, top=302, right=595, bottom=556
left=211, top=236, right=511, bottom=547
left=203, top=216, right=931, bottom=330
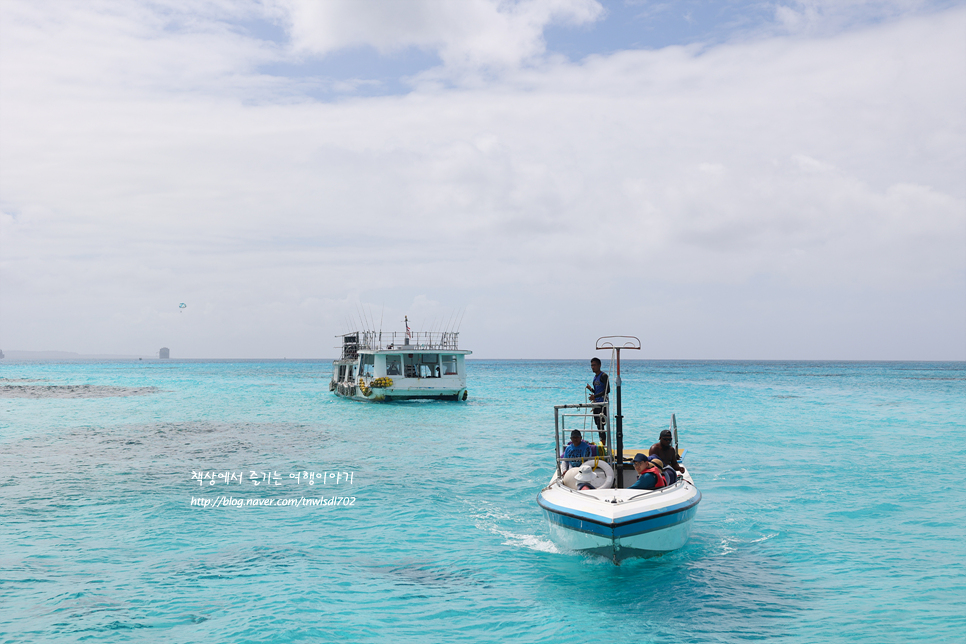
left=536, top=336, right=701, bottom=562
left=329, top=318, right=472, bottom=402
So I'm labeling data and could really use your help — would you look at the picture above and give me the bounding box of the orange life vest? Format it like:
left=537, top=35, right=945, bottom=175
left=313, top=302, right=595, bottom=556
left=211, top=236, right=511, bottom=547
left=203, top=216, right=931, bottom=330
left=639, top=464, right=666, bottom=488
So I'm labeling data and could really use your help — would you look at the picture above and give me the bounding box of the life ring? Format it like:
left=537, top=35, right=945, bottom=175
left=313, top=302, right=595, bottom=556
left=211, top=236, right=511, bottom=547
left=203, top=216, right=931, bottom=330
left=562, top=459, right=614, bottom=490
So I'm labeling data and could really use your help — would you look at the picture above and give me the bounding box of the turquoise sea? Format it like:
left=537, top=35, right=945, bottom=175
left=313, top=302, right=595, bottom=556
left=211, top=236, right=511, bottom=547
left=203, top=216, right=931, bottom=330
left=1, top=359, right=964, bottom=643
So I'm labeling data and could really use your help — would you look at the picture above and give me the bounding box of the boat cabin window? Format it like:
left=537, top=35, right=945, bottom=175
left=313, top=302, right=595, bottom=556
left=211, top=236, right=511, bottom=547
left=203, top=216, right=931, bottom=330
left=417, top=353, right=440, bottom=378
left=404, top=354, right=416, bottom=378
left=441, top=355, right=458, bottom=376
left=338, top=365, right=347, bottom=380
left=386, top=355, right=402, bottom=376
left=360, top=354, right=374, bottom=378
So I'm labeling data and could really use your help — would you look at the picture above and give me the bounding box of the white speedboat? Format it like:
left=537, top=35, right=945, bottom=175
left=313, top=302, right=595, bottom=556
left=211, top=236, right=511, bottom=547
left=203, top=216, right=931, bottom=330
left=329, top=317, right=472, bottom=402
left=536, top=337, right=701, bottom=562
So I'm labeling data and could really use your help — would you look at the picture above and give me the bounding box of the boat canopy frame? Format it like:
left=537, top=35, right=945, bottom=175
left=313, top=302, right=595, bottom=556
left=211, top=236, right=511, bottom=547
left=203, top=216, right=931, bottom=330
left=553, top=401, right=612, bottom=478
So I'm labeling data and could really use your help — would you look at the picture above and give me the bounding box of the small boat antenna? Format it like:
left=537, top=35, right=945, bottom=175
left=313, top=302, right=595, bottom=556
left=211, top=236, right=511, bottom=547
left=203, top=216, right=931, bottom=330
left=379, top=305, right=384, bottom=344
left=596, top=336, right=641, bottom=487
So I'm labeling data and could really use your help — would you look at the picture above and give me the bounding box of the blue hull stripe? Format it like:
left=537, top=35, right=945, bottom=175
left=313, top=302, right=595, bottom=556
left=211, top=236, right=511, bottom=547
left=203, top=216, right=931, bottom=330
left=537, top=491, right=701, bottom=538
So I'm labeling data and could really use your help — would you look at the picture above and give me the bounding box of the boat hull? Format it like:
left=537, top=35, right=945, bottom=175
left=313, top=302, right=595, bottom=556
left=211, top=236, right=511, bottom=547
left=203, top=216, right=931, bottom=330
left=333, top=385, right=468, bottom=402
left=537, top=478, right=701, bottom=562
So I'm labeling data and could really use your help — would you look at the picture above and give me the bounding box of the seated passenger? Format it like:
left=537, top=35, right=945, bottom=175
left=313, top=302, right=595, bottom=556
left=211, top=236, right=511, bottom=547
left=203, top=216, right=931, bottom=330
left=562, top=430, right=593, bottom=471
left=662, top=464, right=677, bottom=485
left=574, top=464, right=598, bottom=490
left=649, top=429, right=685, bottom=473
left=629, top=454, right=667, bottom=490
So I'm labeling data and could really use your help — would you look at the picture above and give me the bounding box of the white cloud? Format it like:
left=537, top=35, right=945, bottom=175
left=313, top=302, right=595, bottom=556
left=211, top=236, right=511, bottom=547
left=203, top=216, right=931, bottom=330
left=0, top=2, right=963, bottom=359
left=772, top=0, right=941, bottom=35
left=275, top=0, right=604, bottom=69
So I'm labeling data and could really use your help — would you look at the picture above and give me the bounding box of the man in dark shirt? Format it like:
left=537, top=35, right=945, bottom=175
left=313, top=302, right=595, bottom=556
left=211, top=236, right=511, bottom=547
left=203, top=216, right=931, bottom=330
left=649, top=429, right=684, bottom=473
left=585, top=357, right=609, bottom=444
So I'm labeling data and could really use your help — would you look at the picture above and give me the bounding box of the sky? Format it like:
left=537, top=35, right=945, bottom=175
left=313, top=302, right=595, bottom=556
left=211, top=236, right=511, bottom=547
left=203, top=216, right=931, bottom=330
left=0, top=0, right=964, bottom=360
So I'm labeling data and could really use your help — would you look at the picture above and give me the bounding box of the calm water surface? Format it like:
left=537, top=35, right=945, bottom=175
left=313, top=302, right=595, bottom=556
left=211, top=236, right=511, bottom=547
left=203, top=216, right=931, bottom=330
left=1, top=359, right=964, bottom=643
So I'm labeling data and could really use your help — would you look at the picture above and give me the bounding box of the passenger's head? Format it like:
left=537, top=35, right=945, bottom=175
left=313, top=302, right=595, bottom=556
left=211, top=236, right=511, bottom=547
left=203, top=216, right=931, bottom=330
left=574, top=463, right=597, bottom=487
left=632, top=453, right=650, bottom=472
left=660, top=429, right=672, bottom=446
left=570, top=430, right=583, bottom=445
left=649, top=456, right=665, bottom=470
left=590, top=357, right=601, bottom=373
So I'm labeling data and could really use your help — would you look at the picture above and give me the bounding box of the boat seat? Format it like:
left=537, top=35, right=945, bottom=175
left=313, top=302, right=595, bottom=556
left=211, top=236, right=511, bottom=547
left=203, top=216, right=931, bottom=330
left=562, top=467, right=580, bottom=489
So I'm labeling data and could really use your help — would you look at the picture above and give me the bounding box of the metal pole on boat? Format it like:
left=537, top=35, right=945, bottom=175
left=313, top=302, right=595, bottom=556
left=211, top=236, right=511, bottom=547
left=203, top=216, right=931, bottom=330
left=672, top=413, right=678, bottom=458
left=614, top=347, right=624, bottom=487
left=595, top=336, right=640, bottom=490
left=554, top=407, right=562, bottom=478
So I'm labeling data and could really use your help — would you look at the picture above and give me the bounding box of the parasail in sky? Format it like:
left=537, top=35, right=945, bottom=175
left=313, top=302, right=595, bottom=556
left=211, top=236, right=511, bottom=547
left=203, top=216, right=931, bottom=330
left=179, top=303, right=186, bottom=311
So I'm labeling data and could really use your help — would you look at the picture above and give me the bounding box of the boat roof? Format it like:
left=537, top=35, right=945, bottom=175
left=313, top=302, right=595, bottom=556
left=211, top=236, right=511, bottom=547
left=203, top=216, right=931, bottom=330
left=337, top=330, right=464, bottom=351
left=336, top=330, right=469, bottom=360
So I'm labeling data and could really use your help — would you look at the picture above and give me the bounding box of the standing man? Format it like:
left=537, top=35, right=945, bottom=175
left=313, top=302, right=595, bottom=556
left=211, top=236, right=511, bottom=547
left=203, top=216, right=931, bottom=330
left=585, top=357, right=610, bottom=444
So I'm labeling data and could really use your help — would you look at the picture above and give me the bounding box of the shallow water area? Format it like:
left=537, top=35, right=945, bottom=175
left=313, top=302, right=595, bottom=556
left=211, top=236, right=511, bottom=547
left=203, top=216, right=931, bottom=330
left=1, top=359, right=963, bottom=643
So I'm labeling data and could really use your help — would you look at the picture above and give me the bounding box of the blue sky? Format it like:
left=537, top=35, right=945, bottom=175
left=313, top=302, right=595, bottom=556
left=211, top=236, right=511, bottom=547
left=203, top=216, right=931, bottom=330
left=243, top=0, right=962, bottom=97
left=1, top=0, right=964, bottom=359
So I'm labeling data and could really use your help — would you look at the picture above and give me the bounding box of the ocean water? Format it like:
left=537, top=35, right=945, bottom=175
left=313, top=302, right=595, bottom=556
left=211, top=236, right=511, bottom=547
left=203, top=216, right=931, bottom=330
left=1, top=359, right=964, bottom=643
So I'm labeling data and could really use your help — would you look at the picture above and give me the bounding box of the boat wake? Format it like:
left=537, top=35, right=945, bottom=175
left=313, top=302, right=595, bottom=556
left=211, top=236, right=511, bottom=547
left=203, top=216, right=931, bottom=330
left=493, top=529, right=561, bottom=554
left=750, top=533, right=780, bottom=544
left=468, top=502, right=561, bottom=554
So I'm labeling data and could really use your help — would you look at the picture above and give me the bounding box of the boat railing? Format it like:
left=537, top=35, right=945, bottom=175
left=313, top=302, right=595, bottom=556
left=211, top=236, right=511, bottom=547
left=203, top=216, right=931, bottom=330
left=554, top=402, right=612, bottom=476
left=624, top=477, right=688, bottom=502
left=338, top=331, right=460, bottom=357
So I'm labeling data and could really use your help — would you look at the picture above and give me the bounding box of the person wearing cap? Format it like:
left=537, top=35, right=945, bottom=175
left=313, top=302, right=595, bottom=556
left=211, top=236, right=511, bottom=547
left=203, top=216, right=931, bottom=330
left=585, top=357, right=610, bottom=444
left=629, top=453, right=666, bottom=490
left=562, top=430, right=593, bottom=471
left=649, top=429, right=685, bottom=473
